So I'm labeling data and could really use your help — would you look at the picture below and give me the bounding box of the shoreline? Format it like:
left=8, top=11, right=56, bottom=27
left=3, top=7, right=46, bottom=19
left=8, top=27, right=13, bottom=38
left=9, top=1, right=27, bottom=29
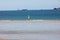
left=0, top=20, right=60, bottom=24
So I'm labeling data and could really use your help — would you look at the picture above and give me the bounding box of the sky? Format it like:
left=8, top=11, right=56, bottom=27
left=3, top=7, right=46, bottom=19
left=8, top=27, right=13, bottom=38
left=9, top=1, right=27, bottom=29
left=0, top=0, right=60, bottom=10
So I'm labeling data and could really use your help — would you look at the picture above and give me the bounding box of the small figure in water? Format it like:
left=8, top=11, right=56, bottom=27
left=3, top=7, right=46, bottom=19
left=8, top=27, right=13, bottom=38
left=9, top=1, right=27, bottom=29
left=28, top=15, right=30, bottom=20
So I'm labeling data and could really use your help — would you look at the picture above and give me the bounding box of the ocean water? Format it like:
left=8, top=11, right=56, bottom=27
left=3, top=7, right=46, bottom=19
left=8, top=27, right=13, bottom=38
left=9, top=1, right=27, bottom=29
left=0, top=10, right=60, bottom=20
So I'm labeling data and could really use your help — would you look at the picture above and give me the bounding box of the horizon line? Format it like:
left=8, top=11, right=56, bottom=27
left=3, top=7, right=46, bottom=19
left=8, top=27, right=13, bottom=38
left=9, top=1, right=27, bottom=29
left=0, top=8, right=54, bottom=11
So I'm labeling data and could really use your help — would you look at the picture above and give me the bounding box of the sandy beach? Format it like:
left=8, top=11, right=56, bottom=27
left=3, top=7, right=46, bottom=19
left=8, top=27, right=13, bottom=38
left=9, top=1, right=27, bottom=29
left=0, top=20, right=60, bottom=40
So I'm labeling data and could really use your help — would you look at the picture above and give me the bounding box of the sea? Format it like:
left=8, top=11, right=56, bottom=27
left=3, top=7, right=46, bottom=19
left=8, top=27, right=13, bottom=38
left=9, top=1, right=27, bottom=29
left=0, top=10, right=60, bottom=20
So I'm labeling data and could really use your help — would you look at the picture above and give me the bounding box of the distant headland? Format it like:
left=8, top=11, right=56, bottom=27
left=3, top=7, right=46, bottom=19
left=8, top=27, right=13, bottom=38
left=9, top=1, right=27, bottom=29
left=54, top=7, right=60, bottom=10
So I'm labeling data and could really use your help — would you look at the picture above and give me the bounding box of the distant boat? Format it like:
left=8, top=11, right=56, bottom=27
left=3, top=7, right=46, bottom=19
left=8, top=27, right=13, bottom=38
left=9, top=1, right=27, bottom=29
left=17, top=9, right=20, bottom=11
left=22, top=9, right=28, bottom=12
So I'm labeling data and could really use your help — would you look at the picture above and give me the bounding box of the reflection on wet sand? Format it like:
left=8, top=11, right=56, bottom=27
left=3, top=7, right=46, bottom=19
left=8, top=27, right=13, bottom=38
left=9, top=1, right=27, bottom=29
left=0, top=38, right=19, bottom=40
left=0, top=31, right=60, bottom=34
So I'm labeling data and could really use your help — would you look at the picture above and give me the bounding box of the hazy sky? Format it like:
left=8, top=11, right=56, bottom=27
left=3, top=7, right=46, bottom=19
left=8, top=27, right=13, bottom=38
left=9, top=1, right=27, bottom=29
left=0, top=0, right=60, bottom=10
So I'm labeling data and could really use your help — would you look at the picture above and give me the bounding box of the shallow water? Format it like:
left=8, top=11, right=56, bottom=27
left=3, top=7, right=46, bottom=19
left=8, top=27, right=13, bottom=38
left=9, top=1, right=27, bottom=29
left=0, top=22, right=60, bottom=31
left=0, top=22, right=60, bottom=40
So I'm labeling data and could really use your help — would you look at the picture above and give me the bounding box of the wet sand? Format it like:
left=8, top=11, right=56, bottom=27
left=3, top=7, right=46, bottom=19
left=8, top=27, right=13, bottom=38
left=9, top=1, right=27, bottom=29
left=0, top=38, right=19, bottom=40
left=0, top=20, right=60, bottom=40
left=0, top=30, right=60, bottom=34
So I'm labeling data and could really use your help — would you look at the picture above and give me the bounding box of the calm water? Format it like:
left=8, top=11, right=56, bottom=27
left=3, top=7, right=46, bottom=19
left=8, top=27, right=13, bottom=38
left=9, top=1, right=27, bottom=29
left=0, top=10, right=60, bottom=20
